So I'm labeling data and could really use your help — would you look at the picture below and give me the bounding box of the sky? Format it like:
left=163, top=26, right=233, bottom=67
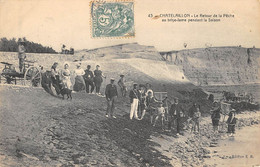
left=0, top=0, right=259, bottom=52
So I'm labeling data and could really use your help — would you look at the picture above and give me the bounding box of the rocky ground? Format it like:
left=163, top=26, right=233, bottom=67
left=0, top=84, right=259, bottom=167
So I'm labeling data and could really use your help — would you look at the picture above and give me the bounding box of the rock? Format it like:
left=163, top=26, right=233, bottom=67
left=203, top=155, right=211, bottom=158
left=123, top=128, right=137, bottom=135
left=202, top=148, right=210, bottom=154
left=92, top=160, right=99, bottom=164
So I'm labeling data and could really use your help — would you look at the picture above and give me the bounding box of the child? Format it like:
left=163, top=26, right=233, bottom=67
left=191, top=105, right=201, bottom=133
left=153, top=103, right=166, bottom=130
left=226, top=109, right=237, bottom=136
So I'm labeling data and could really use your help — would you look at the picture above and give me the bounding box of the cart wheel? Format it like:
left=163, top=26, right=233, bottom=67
left=24, top=66, right=42, bottom=87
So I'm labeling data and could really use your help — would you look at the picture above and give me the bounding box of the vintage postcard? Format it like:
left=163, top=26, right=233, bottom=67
left=0, top=0, right=259, bottom=166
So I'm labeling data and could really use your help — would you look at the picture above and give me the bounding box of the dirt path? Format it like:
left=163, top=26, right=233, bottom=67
left=0, top=84, right=259, bottom=167
left=0, top=84, right=169, bottom=167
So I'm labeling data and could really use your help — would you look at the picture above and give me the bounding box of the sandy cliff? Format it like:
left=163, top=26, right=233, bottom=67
left=161, top=47, right=260, bottom=85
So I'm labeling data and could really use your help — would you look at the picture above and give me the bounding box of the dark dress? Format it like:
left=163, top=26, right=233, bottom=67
left=226, top=113, right=237, bottom=133
left=168, top=103, right=185, bottom=132
left=211, top=107, right=221, bottom=126
left=94, top=70, right=103, bottom=93
left=51, top=66, right=61, bottom=95
left=138, top=91, right=146, bottom=111
left=145, top=96, right=157, bottom=114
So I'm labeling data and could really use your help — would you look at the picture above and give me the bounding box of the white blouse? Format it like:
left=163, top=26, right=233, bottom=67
left=74, top=68, right=85, bottom=76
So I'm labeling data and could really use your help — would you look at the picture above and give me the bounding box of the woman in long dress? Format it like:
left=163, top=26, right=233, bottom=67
left=50, top=62, right=61, bottom=95
left=73, top=63, right=86, bottom=92
left=93, top=65, right=106, bottom=95
left=61, top=63, right=72, bottom=90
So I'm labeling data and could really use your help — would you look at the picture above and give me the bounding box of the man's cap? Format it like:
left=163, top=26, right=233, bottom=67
left=133, top=83, right=138, bottom=86
left=110, top=78, right=115, bottom=81
left=120, top=74, right=125, bottom=77
left=231, top=108, right=236, bottom=111
left=96, top=65, right=100, bottom=67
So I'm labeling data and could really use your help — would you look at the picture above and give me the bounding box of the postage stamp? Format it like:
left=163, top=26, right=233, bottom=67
left=90, top=0, right=135, bottom=38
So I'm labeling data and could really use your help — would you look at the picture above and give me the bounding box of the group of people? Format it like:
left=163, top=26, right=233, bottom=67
left=17, top=42, right=238, bottom=137
left=48, top=61, right=238, bottom=136
left=105, top=78, right=238, bottom=136
left=104, top=80, right=197, bottom=134
left=44, top=61, right=239, bottom=136
left=50, top=62, right=107, bottom=95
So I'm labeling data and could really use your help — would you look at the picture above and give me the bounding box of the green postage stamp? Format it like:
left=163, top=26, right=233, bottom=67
left=90, top=0, right=135, bottom=38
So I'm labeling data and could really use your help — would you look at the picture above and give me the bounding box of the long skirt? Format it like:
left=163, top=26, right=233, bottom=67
left=73, top=75, right=86, bottom=92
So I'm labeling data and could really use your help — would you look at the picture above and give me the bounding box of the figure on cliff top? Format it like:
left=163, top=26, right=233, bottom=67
left=18, top=38, right=26, bottom=73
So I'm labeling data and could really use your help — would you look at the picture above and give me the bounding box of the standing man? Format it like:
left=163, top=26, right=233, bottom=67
left=118, top=74, right=127, bottom=97
left=168, top=98, right=185, bottom=135
left=105, top=78, right=118, bottom=118
left=94, top=65, right=106, bottom=95
left=18, top=38, right=26, bottom=73
left=138, top=84, right=146, bottom=119
left=84, top=65, right=95, bottom=94
left=129, top=83, right=140, bottom=120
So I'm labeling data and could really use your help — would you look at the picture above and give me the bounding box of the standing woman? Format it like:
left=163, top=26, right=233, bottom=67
left=73, top=63, right=86, bottom=92
left=145, top=83, right=154, bottom=97
left=61, top=63, right=72, bottom=90
left=51, top=62, right=61, bottom=95
left=93, top=65, right=106, bottom=95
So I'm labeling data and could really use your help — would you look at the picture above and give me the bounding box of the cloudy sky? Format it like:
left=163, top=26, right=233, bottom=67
left=0, top=0, right=259, bottom=51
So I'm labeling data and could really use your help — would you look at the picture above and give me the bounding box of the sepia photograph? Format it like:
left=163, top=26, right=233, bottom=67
left=0, top=0, right=259, bottom=166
